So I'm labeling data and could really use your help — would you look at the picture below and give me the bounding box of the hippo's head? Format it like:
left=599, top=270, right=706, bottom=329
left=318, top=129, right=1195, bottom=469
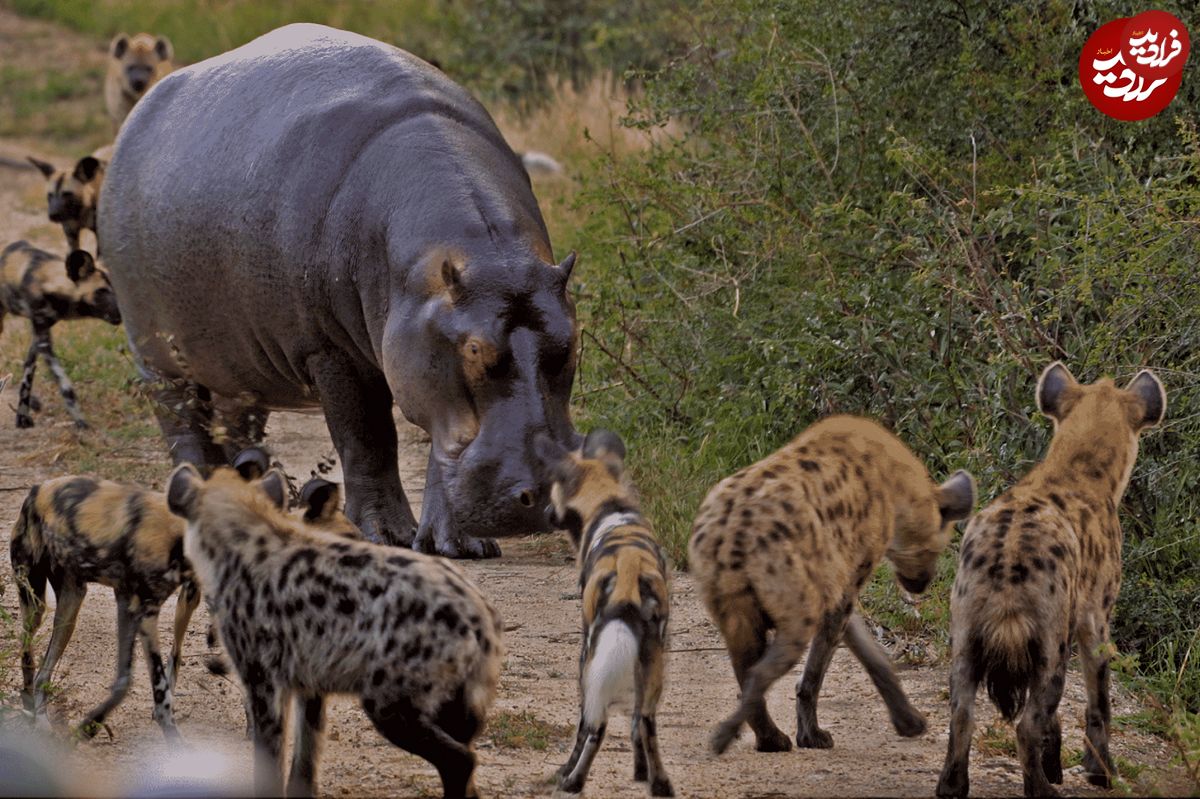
left=385, top=246, right=581, bottom=538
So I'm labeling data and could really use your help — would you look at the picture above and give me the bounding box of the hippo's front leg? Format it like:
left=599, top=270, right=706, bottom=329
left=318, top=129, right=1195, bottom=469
left=311, top=358, right=417, bottom=546
left=412, top=453, right=502, bottom=559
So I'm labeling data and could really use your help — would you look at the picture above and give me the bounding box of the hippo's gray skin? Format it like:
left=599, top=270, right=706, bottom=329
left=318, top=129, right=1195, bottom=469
left=100, top=24, right=580, bottom=557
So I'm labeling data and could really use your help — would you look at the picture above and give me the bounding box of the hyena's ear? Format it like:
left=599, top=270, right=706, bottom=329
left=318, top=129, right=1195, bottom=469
left=110, top=33, right=130, bottom=60
left=73, top=156, right=101, bottom=183
left=259, top=469, right=288, bottom=510
left=300, top=478, right=340, bottom=522
left=582, top=428, right=626, bottom=479
left=167, top=463, right=203, bottom=519
left=154, top=36, right=173, bottom=62
left=1126, top=369, right=1166, bottom=430
left=27, top=156, right=55, bottom=178
left=936, top=470, right=976, bottom=524
left=1036, top=361, right=1078, bottom=421
left=233, top=446, right=271, bottom=480
left=65, top=250, right=96, bottom=283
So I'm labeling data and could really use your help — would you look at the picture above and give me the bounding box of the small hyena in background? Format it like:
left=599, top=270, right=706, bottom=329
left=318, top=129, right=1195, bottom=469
left=690, top=415, right=975, bottom=757
left=105, top=32, right=173, bottom=130
left=937, top=363, right=1166, bottom=798
left=168, top=461, right=503, bottom=799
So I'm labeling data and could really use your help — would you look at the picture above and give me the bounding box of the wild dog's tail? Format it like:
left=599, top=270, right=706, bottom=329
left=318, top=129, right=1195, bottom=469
left=583, top=619, right=640, bottom=727
left=972, top=612, right=1042, bottom=722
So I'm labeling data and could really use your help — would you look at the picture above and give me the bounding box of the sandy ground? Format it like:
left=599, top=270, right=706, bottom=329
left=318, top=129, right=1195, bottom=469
left=0, top=7, right=1191, bottom=798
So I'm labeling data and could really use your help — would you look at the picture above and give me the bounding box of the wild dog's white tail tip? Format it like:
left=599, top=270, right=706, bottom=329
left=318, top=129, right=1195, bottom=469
left=521, top=150, right=564, bottom=176
left=583, top=621, right=639, bottom=727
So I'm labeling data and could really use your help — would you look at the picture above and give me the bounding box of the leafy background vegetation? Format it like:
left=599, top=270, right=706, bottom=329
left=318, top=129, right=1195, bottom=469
left=2, top=0, right=1197, bottom=773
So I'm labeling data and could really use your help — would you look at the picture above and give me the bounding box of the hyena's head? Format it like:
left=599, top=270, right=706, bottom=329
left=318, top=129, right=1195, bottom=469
left=886, top=469, right=976, bottom=594
left=110, top=32, right=173, bottom=97
left=167, top=461, right=288, bottom=537
left=534, top=428, right=633, bottom=547
left=64, top=251, right=121, bottom=325
left=27, top=155, right=101, bottom=224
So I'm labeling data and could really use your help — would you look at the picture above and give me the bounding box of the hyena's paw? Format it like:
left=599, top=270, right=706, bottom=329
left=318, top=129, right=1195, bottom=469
left=795, top=727, right=834, bottom=749
left=755, top=727, right=793, bottom=752
left=558, top=773, right=585, bottom=794
left=650, top=776, right=674, bottom=797
left=710, top=718, right=741, bottom=755
left=891, top=707, right=927, bottom=738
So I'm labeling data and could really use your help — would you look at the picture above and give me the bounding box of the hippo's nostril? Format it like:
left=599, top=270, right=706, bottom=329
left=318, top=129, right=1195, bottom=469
left=517, top=489, right=535, bottom=508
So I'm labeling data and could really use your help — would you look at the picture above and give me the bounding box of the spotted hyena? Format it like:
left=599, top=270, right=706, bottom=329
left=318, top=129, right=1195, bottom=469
left=26, top=145, right=112, bottom=253
left=936, top=363, right=1166, bottom=798
left=105, top=33, right=173, bottom=131
left=689, top=415, right=976, bottom=757
left=167, top=461, right=503, bottom=798
left=536, top=430, right=674, bottom=797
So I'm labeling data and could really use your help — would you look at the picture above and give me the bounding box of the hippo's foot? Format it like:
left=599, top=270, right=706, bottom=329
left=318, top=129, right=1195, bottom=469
left=413, top=526, right=501, bottom=559
left=353, top=500, right=417, bottom=547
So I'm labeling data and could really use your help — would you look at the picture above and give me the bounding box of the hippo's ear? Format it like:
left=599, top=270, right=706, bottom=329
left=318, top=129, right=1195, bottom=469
left=441, top=259, right=464, bottom=299
left=154, top=36, right=173, bottom=62
left=555, top=251, right=577, bottom=287
left=110, top=33, right=129, bottom=60
left=1126, top=369, right=1166, bottom=430
left=65, top=251, right=96, bottom=283
left=300, top=478, right=340, bottom=522
left=936, top=470, right=976, bottom=524
left=73, top=156, right=101, bottom=183
left=259, top=469, right=288, bottom=510
left=582, top=429, right=625, bottom=479
left=233, top=447, right=271, bottom=480
left=27, top=156, right=55, bottom=178
left=167, top=463, right=203, bottom=519
left=1036, top=361, right=1078, bottom=422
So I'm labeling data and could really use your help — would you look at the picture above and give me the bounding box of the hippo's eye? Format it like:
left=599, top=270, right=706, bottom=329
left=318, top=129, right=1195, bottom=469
left=468, top=342, right=479, bottom=356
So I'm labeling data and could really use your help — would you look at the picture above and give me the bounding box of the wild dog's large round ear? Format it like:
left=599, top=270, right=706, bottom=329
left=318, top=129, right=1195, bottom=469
left=110, top=33, right=130, bottom=59
left=65, top=251, right=96, bottom=283
left=937, top=470, right=976, bottom=524
left=299, top=478, right=340, bottom=522
left=582, top=428, right=625, bottom=478
left=154, top=36, right=173, bottom=62
left=27, top=156, right=55, bottom=178
left=1036, top=361, right=1077, bottom=421
left=233, top=447, right=271, bottom=480
left=260, top=469, right=288, bottom=510
left=1126, top=369, right=1166, bottom=430
left=167, top=463, right=202, bottom=519
left=532, top=432, right=569, bottom=471
left=73, top=156, right=101, bottom=183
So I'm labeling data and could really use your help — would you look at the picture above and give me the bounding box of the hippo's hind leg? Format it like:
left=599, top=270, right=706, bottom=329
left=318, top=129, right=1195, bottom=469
left=213, top=397, right=270, bottom=464
left=413, top=455, right=501, bottom=559
left=149, top=376, right=227, bottom=469
left=310, top=356, right=417, bottom=546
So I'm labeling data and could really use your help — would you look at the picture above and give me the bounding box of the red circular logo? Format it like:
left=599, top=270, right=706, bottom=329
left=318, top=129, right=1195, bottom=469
left=1079, top=10, right=1189, bottom=121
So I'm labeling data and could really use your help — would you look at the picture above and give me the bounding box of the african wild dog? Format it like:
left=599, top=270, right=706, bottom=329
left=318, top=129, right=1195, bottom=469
left=105, top=33, right=173, bottom=131
left=689, top=415, right=976, bottom=757
left=11, top=474, right=198, bottom=739
left=27, top=145, right=113, bottom=252
left=936, top=363, right=1166, bottom=798
left=0, top=241, right=121, bottom=429
left=536, top=430, right=674, bottom=797
left=167, top=460, right=503, bottom=798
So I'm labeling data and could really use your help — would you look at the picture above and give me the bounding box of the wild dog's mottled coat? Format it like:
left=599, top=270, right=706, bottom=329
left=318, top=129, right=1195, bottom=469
left=27, top=145, right=112, bottom=252
left=537, top=430, right=674, bottom=797
left=11, top=475, right=197, bottom=739
left=0, top=241, right=121, bottom=428
left=690, top=415, right=975, bottom=757
left=168, top=462, right=502, bottom=798
left=105, top=33, right=173, bottom=130
left=937, top=363, right=1166, bottom=798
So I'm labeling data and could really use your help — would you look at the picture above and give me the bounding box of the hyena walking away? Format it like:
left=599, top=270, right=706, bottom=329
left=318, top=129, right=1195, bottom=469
left=0, top=241, right=122, bottom=428
left=690, top=416, right=975, bottom=757
left=167, top=463, right=503, bottom=799
left=536, top=430, right=674, bottom=797
left=105, top=33, right=173, bottom=130
left=936, top=363, right=1166, bottom=798
left=11, top=475, right=198, bottom=739
left=27, top=145, right=112, bottom=252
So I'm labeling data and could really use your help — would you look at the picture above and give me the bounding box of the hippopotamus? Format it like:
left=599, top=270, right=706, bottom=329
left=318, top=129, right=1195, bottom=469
left=100, top=24, right=579, bottom=558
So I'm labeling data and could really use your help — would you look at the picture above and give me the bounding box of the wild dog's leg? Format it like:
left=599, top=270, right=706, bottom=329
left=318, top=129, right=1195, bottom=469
left=170, top=579, right=200, bottom=686
left=843, top=612, right=927, bottom=736
left=1077, top=621, right=1115, bottom=788
left=711, top=616, right=814, bottom=755
left=30, top=577, right=86, bottom=719
left=287, top=693, right=325, bottom=798
left=559, top=717, right=607, bottom=795
left=636, top=645, right=673, bottom=798
left=1039, top=643, right=1068, bottom=785
left=13, top=554, right=49, bottom=713
left=936, top=638, right=981, bottom=799
left=78, top=593, right=138, bottom=737
left=363, top=696, right=477, bottom=799
left=244, top=672, right=287, bottom=797
left=309, top=357, right=417, bottom=547
left=137, top=606, right=180, bottom=739
left=714, top=597, right=791, bottom=752
left=559, top=643, right=590, bottom=780
left=413, top=454, right=502, bottom=559
left=36, top=331, right=87, bottom=429
left=16, top=335, right=40, bottom=428
left=150, top=376, right=227, bottom=469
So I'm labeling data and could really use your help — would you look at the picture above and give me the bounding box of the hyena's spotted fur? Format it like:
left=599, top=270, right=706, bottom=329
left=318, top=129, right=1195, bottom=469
left=167, top=463, right=503, bottom=799
left=689, top=415, right=975, bottom=757
left=537, top=430, right=674, bottom=797
left=27, top=145, right=112, bottom=252
left=0, top=241, right=122, bottom=429
left=10, top=475, right=198, bottom=739
left=937, top=363, right=1166, bottom=798
left=105, top=33, right=173, bottom=131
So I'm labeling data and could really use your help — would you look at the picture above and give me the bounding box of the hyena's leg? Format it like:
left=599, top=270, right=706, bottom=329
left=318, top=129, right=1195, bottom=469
left=16, top=335, right=40, bottom=428
left=78, top=593, right=139, bottom=738
left=170, top=579, right=201, bottom=686
left=635, top=646, right=674, bottom=798
left=245, top=674, right=287, bottom=797
left=1038, top=642, right=1068, bottom=786
left=136, top=606, right=181, bottom=739
left=936, top=639, right=981, bottom=799
left=843, top=612, right=926, bottom=736
left=795, top=600, right=853, bottom=748
left=714, top=598, right=792, bottom=752
left=35, top=331, right=87, bottom=429
left=711, top=616, right=814, bottom=755
left=363, top=695, right=477, bottom=799
left=287, top=693, right=325, bottom=798
left=29, top=577, right=86, bottom=719
left=1015, top=653, right=1060, bottom=798
left=1077, top=621, right=1115, bottom=788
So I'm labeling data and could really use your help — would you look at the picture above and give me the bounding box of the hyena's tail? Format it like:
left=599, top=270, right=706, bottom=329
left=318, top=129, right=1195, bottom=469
left=583, top=619, right=639, bottom=727
left=973, top=613, right=1041, bottom=722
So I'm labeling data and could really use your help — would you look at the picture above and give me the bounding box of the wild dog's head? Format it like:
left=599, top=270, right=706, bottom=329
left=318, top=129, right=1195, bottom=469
left=533, top=428, right=634, bottom=547
left=110, top=32, right=173, bottom=98
left=27, top=155, right=102, bottom=225
left=63, top=251, right=121, bottom=325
